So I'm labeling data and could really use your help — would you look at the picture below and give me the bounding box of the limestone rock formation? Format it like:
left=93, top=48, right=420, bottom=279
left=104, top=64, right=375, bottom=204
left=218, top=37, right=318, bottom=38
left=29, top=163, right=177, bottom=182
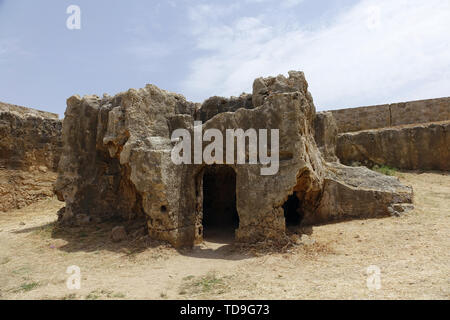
left=201, top=72, right=326, bottom=242
left=0, top=169, right=57, bottom=212
left=0, top=102, right=62, bottom=212
left=55, top=71, right=414, bottom=247
left=0, top=102, right=61, bottom=171
left=198, top=94, right=252, bottom=122
left=308, top=163, right=414, bottom=224
left=314, top=111, right=339, bottom=162
left=336, top=121, right=450, bottom=171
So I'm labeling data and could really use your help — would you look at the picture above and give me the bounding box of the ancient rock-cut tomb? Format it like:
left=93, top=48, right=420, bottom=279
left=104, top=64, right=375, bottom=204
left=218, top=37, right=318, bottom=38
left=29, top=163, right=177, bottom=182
left=54, top=71, right=414, bottom=247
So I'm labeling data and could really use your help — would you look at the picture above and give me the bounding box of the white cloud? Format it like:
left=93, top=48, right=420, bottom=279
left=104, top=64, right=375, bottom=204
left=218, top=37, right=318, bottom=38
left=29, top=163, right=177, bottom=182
left=281, top=0, right=304, bottom=8
left=125, top=42, right=171, bottom=59
left=245, top=0, right=303, bottom=7
left=182, top=0, right=450, bottom=110
left=0, top=38, right=31, bottom=64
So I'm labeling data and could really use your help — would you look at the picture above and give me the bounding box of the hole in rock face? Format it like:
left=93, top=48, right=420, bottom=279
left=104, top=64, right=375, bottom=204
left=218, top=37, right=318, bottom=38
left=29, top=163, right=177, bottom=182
left=283, top=192, right=303, bottom=227
left=202, top=165, right=239, bottom=240
left=160, top=205, right=167, bottom=213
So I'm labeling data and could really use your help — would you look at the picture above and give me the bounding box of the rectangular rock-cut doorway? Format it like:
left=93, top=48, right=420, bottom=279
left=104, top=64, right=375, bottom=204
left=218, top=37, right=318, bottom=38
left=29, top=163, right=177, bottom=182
left=283, top=191, right=303, bottom=228
left=201, top=164, right=239, bottom=242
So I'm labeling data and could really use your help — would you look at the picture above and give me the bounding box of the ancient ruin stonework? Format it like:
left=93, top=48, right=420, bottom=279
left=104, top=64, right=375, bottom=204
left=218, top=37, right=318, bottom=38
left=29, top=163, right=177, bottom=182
left=311, top=163, right=414, bottom=224
left=0, top=102, right=62, bottom=212
left=329, top=98, right=450, bottom=171
left=0, top=102, right=61, bottom=171
left=330, top=97, right=450, bottom=133
left=336, top=121, right=450, bottom=171
left=314, top=111, right=339, bottom=162
left=55, top=71, right=414, bottom=247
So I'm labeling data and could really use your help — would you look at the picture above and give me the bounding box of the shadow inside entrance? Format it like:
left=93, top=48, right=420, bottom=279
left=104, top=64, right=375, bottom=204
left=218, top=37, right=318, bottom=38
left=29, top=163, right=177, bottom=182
left=202, top=165, right=239, bottom=240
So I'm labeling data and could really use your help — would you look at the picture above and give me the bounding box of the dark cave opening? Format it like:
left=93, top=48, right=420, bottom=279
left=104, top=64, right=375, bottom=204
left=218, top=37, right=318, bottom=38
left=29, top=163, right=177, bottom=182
left=202, top=165, right=239, bottom=239
left=283, top=192, right=303, bottom=227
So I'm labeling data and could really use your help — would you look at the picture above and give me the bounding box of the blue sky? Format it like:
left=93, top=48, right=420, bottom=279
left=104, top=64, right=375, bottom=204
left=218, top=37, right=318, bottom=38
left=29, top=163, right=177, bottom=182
left=0, top=0, right=449, bottom=117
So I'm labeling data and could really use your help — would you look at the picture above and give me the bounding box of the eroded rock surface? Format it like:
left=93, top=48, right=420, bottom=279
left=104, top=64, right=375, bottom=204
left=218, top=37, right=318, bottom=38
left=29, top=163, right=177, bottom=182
left=0, top=169, right=57, bottom=212
left=314, top=111, right=339, bottom=162
left=0, top=102, right=62, bottom=212
left=336, top=121, right=450, bottom=170
left=201, top=72, right=326, bottom=242
left=308, top=163, right=414, bottom=225
left=55, top=71, right=414, bottom=247
left=0, top=102, right=61, bottom=171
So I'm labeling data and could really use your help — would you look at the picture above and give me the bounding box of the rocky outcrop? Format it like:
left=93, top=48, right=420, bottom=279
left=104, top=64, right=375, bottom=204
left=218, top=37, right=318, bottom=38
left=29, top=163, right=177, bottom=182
left=0, top=102, right=61, bottom=171
left=314, top=112, right=339, bottom=162
left=0, top=169, right=57, bottom=212
left=0, top=102, right=62, bottom=212
left=197, top=94, right=252, bottom=122
left=55, top=71, right=414, bottom=247
left=200, top=72, right=326, bottom=242
left=308, top=163, right=413, bottom=224
left=336, top=121, right=450, bottom=171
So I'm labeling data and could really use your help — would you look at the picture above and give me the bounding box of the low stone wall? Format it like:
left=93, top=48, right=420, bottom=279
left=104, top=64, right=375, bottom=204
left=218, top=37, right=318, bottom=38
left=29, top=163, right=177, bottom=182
left=0, top=102, right=62, bottom=212
left=330, top=97, right=450, bottom=133
left=330, top=104, right=391, bottom=133
left=336, top=121, right=450, bottom=171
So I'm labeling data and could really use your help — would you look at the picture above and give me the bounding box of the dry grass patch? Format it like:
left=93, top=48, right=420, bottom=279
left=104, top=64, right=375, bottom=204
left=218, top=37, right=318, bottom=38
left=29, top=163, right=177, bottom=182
left=179, top=271, right=233, bottom=297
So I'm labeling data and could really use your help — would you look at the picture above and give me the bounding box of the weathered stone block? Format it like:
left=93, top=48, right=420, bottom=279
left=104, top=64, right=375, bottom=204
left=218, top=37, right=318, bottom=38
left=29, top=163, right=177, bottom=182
left=314, top=111, right=339, bottom=162
left=336, top=121, right=450, bottom=170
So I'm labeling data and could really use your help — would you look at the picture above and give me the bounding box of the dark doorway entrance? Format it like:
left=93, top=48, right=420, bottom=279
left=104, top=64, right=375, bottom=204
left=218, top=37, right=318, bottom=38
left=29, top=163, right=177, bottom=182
left=202, top=165, right=239, bottom=239
left=283, top=192, right=303, bottom=227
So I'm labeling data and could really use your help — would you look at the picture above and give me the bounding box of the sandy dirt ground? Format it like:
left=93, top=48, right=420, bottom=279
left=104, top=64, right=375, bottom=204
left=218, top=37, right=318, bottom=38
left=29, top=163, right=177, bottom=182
left=0, top=171, right=449, bottom=300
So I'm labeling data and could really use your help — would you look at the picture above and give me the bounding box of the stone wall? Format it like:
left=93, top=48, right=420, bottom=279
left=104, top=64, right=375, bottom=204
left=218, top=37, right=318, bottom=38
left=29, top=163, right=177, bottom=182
left=336, top=121, right=450, bottom=171
left=330, top=97, right=450, bottom=133
left=330, top=97, right=450, bottom=171
left=0, top=102, right=62, bottom=212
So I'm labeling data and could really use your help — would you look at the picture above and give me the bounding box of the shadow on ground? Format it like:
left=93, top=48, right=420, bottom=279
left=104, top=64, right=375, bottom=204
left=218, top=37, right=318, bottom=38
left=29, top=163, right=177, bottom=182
left=12, top=218, right=255, bottom=261
left=12, top=215, right=323, bottom=261
left=13, top=218, right=168, bottom=256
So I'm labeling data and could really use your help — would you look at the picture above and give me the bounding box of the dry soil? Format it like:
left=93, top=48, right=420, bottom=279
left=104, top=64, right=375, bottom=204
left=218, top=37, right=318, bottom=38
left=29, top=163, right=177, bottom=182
left=0, top=171, right=448, bottom=300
